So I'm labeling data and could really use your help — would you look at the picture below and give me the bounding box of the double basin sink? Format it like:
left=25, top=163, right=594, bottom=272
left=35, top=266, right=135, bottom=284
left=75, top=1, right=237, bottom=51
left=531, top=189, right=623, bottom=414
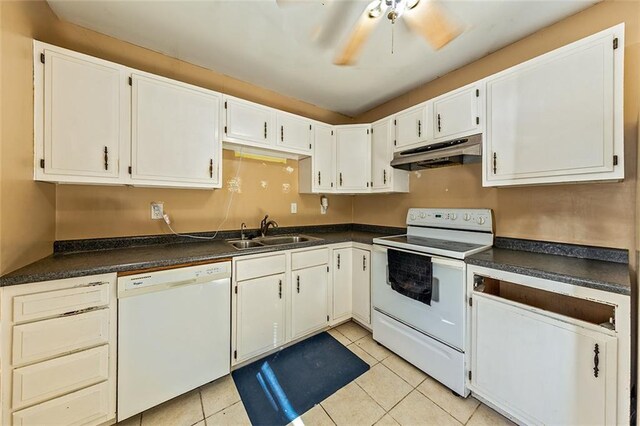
left=227, top=234, right=322, bottom=250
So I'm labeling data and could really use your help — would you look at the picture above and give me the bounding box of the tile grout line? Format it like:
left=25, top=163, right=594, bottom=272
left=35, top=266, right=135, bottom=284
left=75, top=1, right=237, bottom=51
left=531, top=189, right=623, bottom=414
left=198, top=388, right=206, bottom=424
left=318, top=403, right=338, bottom=426
left=414, top=383, right=476, bottom=425
left=352, top=379, right=390, bottom=423
left=464, top=401, right=482, bottom=425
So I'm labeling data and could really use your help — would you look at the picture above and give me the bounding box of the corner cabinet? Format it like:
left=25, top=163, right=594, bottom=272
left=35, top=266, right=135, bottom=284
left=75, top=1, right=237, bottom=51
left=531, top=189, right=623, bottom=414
left=34, top=46, right=128, bottom=184
left=335, top=125, right=371, bottom=193
left=467, top=265, right=630, bottom=425
left=351, top=248, right=371, bottom=326
left=131, top=74, right=222, bottom=188
left=483, top=24, right=624, bottom=186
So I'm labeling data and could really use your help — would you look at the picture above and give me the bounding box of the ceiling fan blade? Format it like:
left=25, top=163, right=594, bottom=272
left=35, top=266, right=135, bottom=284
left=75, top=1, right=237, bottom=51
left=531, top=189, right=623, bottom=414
left=333, top=4, right=382, bottom=66
left=403, top=0, right=461, bottom=50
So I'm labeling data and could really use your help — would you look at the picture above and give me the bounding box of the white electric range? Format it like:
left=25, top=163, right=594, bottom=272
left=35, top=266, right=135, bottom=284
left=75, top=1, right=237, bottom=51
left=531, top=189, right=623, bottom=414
left=371, top=208, right=493, bottom=396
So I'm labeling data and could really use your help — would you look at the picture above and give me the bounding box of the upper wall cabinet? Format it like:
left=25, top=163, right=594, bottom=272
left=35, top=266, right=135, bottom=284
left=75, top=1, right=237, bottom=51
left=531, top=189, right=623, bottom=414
left=299, top=123, right=335, bottom=194
left=371, top=118, right=409, bottom=193
left=483, top=24, right=624, bottom=187
left=335, top=125, right=371, bottom=193
left=276, top=112, right=313, bottom=154
left=131, top=74, right=222, bottom=188
left=393, top=103, right=430, bottom=152
left=223, top=96, right=276, bottom=149
left=433, top=84, right=482, bottom=142
left=34, top=46, right=128, bottom=184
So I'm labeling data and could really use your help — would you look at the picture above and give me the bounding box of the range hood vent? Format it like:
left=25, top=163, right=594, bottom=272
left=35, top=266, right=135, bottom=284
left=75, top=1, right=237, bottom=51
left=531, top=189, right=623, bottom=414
left=391, top=133, right=482, bottom=171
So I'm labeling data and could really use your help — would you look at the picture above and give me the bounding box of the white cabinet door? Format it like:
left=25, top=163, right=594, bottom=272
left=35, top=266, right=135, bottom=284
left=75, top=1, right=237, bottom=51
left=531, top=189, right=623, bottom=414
left=131, top=74, right=221, bottom=187
left=393, top=103, right=428, bottom=151
left=235, top=274, right=286, bottom=362
left=484, top=26, right=623, bottom=186
left=433, top=85, right=480, bottom=141
left=352, top=249, right=371, bottom=326
left=335, top=125, right=371, bottom=192
left=39, top=49, right=125, bottom=181
left=471, top=293, right=617, bottom=425
left=291, top=265, right=329, bottom=339
left=371, top=118, right=393, bottom=190
left=332, top=248, right=352, bottom=322
left=314, top=124, right=335, bottom=192
left=276, top=112, right=313, bottom=154
left=223, top=96, right=275, bottom=148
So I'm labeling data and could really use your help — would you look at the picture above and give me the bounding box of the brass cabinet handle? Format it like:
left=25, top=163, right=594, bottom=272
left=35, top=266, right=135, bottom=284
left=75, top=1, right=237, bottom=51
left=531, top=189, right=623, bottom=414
left=264, top=122, right=267, bottom=139
left=337, top=254, right=340, bottom=269
left=296, top=275, right=300, bottom=293
left=318, top=171, right=321, bottom=186
left=278, top=280, right=282, bottom=299
left=209, top=158, right=213, bottom=178
left=593, top=344, right=600, bottom=377
left=383, top=169, right=387, bottom=185
left=363, top=255, right=367, bottom=271
left=339, top=172, right=343, bottom=186
left=418, top=120, right=422, bottom=137
left=281, top=125, right=284, bottom=142
left=104, top=146, right=109, bottom=170
left=493, top=152, right=497, bottom=174
left=437, top=114, right=441, bottom=132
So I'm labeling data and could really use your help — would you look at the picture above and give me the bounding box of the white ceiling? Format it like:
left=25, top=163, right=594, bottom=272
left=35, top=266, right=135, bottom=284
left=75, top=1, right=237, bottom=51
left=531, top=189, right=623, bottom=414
left=47, top=0, right=599, bottom=116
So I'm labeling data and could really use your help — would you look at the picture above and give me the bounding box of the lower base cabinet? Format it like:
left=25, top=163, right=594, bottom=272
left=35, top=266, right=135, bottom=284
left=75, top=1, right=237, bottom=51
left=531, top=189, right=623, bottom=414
left=291, top=265, right=329, bottom=339
left=352, top=248, right=371, bottom=326
left=331, top=248, right=353, bottom=323
left=235, top=273, right=287, bottom=363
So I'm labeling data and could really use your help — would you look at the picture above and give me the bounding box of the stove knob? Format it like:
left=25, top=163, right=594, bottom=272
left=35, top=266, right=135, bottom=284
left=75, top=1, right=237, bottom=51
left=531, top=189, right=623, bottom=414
left=410, top=213, right=416, bottom=220
left=450, top=214, right=457, bottom=220
left=419, top=212, right=426, bottom=219
left=463, top=213, right=471, bottom=221
left=477, top=217, right=486, bottom=225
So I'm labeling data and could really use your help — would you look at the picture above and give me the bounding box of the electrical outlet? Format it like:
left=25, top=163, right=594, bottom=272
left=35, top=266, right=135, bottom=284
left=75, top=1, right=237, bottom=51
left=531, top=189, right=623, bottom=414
left=150, top=202, right=164, bottom=220
left=290, top=202, right=297, bottom=214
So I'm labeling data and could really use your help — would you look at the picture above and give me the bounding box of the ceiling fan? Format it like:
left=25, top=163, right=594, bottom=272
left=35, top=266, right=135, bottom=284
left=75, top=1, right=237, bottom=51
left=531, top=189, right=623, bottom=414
left=278, top=0, right=462, bottom=66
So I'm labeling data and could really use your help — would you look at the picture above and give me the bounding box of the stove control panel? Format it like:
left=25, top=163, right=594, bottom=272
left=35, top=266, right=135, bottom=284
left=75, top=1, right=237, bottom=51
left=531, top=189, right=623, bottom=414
left=406, top=208, right=493, bottom=232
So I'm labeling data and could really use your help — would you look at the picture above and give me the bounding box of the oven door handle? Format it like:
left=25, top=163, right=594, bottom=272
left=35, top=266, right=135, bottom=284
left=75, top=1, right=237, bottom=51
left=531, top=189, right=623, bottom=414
left=386, top=265, right=440, bottom=303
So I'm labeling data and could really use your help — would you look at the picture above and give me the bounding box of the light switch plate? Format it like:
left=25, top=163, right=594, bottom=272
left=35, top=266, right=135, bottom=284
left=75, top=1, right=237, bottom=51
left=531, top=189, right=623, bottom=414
left=290, top=203, right=297, bottom=214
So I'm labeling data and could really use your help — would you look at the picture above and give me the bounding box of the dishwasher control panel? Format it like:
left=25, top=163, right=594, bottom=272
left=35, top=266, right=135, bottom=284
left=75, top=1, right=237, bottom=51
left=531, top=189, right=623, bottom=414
left=117, top=261, right=231, bottom=295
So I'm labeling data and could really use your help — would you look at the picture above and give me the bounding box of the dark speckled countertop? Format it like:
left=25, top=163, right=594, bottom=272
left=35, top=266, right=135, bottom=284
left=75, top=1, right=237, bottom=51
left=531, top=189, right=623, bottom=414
left=466, top=238, right=631, bottom=296
left=0, top=225, right=401, bottom=286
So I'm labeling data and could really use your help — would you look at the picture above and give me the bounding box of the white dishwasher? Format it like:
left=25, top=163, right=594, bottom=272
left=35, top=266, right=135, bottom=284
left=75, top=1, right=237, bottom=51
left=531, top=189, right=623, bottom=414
left=117, top=261, right=231, bottom=421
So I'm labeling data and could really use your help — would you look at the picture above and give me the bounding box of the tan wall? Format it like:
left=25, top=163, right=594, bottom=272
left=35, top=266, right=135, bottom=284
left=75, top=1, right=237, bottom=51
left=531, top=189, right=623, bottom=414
left=56, top=150, right=353, bottom=240
left=354, top=0, right=639, bottom=251
left=0, top=0, right=355, bottom=272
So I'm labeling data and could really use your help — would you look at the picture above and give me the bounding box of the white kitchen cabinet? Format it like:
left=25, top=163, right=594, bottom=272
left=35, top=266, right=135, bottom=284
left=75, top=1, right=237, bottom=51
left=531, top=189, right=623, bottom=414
left=335, top=125, right=371, bottom=192
left=1, top=274, right=117, bottom=426
left=484, top=24, right=624, bottom=186
left=131, top=74, right=222, bottom=188
left=34, top=46, right=128, bottom=184
left=331, top=248, right=353, bottom=323
left=433, top=84, right=482, bottom=141
left=393, top=103, right=429, bottom=151
left=276, top=112, right=313, bottom=154
left=223, top=95, right=276, bottom=148
left=235, top=273, right=287, bottom=363
left=471, top=293, right=617, bottom=425
left=298, top=123, right=335, bottom=194
left=291, top=265, right=329, bottom=339
left=352, top=248, right=371, bottom=326
left=371, top=118, right=409, bottom=193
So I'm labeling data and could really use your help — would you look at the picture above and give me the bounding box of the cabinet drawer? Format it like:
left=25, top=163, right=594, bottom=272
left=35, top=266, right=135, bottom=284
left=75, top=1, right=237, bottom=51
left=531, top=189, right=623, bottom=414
left=12, top=381, right=111, bottom=426
left=291, top=248, right=329, bottom=270
left=235, top=254, right=286, bottom=281
left=13, top=345, right=109, bottom=410
left=13, top=283, right=110, bottom=324
left=13, top=309, right=109, bottom=366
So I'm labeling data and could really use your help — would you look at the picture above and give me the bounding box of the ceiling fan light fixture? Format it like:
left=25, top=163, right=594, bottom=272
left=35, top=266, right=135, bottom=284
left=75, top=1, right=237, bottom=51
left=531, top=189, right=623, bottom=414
left=367, top=0, right=384, bottom=18
left=406, top=0, right=421, bottom=10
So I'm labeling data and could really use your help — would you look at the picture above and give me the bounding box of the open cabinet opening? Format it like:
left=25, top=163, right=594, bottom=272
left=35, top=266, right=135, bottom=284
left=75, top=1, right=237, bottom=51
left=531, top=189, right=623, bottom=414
left=474, top=276, right=615, bottom=327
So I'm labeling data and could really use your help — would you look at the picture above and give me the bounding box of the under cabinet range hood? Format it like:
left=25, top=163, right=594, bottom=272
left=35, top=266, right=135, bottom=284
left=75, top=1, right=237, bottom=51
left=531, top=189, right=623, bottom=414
left=391, top=133, right=482, bottom=171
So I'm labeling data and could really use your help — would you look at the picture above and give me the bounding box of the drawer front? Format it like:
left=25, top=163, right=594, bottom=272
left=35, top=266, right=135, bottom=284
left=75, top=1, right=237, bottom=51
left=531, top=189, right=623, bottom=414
left=235, top=254, right=286, bottom=281
left=13, top=345, right=109, bottom=410
left=12, top=381, right=111, bottom=426
left=13, top=309, right=109, bottom=366
left=13, top=283, right=110, bottom=324
left=292, top=248, right=329, bottom=270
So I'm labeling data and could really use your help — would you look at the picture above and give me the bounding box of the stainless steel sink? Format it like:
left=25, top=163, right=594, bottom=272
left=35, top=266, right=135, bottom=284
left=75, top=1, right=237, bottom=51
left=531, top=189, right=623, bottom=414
left=255, top=235, right=320, bottom=246
left=227, top=234, right=321, bottom=250
left=227, top=240, right=265, bottom=250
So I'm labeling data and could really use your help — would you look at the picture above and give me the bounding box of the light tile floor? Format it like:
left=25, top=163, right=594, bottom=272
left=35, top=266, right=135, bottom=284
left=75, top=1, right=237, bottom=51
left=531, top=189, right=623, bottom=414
left=117, top=322, right=515, bottom=426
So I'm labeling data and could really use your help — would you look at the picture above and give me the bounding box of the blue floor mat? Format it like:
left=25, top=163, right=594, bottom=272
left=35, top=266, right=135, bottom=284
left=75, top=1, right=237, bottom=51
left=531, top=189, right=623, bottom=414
left=232, top=332, right=370, bottom=426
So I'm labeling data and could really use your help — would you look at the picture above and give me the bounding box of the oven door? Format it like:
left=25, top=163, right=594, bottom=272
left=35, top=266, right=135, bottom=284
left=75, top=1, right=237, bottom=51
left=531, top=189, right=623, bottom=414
left=372, top=244, right=465, bottom=350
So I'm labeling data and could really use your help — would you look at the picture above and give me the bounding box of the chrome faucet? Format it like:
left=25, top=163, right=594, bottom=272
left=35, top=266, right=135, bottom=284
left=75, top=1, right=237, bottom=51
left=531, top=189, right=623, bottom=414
left=240, top=222, right=247, bottom=240
left=260, top=215, right=278, bottom=237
